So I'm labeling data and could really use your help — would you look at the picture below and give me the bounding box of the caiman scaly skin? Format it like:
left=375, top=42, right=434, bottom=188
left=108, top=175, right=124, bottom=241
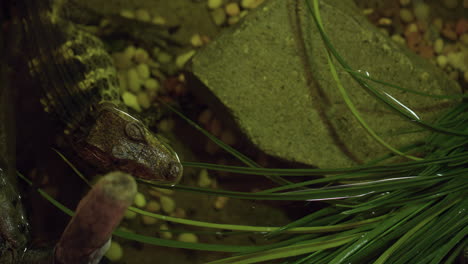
left=13, top=0, right=182, bottom=183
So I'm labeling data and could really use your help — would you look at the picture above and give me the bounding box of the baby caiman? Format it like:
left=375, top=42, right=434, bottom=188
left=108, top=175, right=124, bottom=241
left=11, top=0, right=182, bottom=183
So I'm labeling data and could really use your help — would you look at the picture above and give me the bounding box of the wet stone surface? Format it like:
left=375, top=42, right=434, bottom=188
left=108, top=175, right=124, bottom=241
left=189, top=0, right=461, bottom=168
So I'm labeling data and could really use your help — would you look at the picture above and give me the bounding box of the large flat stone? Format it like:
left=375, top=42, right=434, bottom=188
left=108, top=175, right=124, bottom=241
left=189, top=0, right=461, bottom=168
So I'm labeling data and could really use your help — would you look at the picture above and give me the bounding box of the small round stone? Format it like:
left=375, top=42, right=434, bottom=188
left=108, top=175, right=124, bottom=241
left=241, top=0, right=255, bottom=8
left=211, top=8, right=226, bottom=25
left=160, top=196, right=176, bottom=213
left=144, top=78, right=160, bottom=91
left=124, top=209, right=137, bottom=219
left=157, top=119, right=175, bottom=132
left=135, top=9, right=151, bottom=22
left=159, top=224, right=173, bottom=239
left=124, top=45, right=136, bottom=60
left=137, top=92, right=151, bottom=109
left=413, top=2, right=430, bottom=21
left=120, top=9, right=135, bottom=19
left=134, top=48, right=149, bottom=64
left=198, top=109, right=213, bottom=125
left=105, top=241, right=123, bottom=261
left=391, top=34, right=406, bottom=45
left=214, top=196, right=228, bottom=209
left=175, top=50, right=196, bottom=68
left=134, top=192, right=147, bottom=208
left=399, top=8, right=414, bottom=23
left=146, top=200, right=161, bottom=212
left=207, top=0, right=223, bottom=9
left=198, top=169, right=211, bottom=187
left=436, top=55, right=448, bottom=68
left=433, top=38, right=444, bottom=54
left=225, top=2, right=240, bottom=16
left=190, top=34, right=204, bottom=47
left=152, top=16, right=167, bottom=25
left=141, top=215, right=158, bottom=225
left=127, top=68, right=141, bottom=93
left=178, top=233, right=198, bottom=243
left=228, top=15, right=240, bottom=25
left=122, top=91, right=141, bottom=112
left=136, top=63, right=150, bottom=80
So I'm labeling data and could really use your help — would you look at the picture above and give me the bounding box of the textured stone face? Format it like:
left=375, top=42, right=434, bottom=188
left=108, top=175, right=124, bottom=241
left=189, top=0, right=461, bottom=168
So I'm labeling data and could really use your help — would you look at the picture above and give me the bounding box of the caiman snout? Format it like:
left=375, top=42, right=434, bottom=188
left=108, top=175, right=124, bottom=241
left=77, top=103, right=183, bottom=183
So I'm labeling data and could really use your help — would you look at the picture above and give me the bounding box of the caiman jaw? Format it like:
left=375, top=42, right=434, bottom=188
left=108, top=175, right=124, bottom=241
left=77, top=103, right=183, bottom=183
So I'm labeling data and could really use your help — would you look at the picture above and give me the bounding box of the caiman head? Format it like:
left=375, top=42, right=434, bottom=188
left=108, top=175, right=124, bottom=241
left=76, top=103, right=183, bottom=184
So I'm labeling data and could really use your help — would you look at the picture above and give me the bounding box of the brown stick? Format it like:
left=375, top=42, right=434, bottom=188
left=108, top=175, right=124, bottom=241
left=54, top=171, right=137, bottom=264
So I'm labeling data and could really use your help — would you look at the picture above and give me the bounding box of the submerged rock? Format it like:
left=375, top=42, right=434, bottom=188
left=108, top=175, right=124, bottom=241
left=189, top=0, right=461, bottom=168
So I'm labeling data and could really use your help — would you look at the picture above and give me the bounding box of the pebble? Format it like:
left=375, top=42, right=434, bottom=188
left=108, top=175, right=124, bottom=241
left=225, top=2, right=240, bottom=16
left=413, top=2, right=430, bottom=22
left=175, top=50, right=196, bottom=68
left=178, top=233, right=198, bottom=243
left=117, top=72, right=127, bottom=92
left=432, top=18, right=443, bottom=32
left=105, top=241, right=123, bottom=261
left=136, top=63, right=150, bottom=80
left=228, top=15, right=240, bottom=25
left=207, top=0, right=223, bottom=9
left=158, top=118, right=175, bottom=132
left=447, top=52, right=466, bottom=70
left=146, top=200, right=161, bottom=212
left=160, top=196, right=176, bottom=213
left=134, top=192, right=147, bottom=208
left=442, top=27, right=458, bottom=40
left=124, top=209, right=137, bottom=219
left=190, top=34, right=204, bottom=47
left=198, top=109, right=213, bottom=125
left=434, top=38, right=444, bottom=54
left=198, top=169, right=211, bottom=187
left=127, top=68, right=141, bottom=93
left=156, top=51, right=173, bottom=64
left=391, top=34, right=406, bottom=45
left=172, top=208, right=186, bottom=218
left=159, top=224, right=173, bottom=239
left=124, top=45, right=136, bottom=60
left=241, top=0, right=255, bottom=8
left=220, top=129, right=236, bottom=145
left=399, top=8, right=414, bottom=23
left=209, top=118, right=222, bottom=137
left=134, top=48, right=150, bottom=64
left=137, top=92, right=151, bottom=109
left=144, top=78, right=160, bottom=91
left=152, top=16, right=167, bottom=25
left=120, top=9, right=135, bottom=19
left=214, top=196, right=228, bottom=209
left=436, top=55, right=448, bottom=68
left=378, top=18, right=392, bottom=26
left=211, top=8, right=226, bottom=26
left=135, top=9, right=151, bottom=22
left=142, top=215, right=158, bottom=225
left=122, top=91, right=142, bottom=112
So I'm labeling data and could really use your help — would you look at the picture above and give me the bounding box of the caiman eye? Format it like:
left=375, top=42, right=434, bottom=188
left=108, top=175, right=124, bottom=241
left=125, top=122, right=146, bottom=142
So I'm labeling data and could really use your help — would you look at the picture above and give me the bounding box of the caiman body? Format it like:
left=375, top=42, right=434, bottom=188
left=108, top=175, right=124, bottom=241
left=12, top=0, right=182, bottom=183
